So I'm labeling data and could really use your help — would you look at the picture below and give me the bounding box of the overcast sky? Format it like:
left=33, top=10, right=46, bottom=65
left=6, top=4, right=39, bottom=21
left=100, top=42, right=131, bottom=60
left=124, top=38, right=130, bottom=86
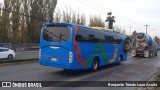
left=0, top=0, right=160, bottom=37
left=56, top=0, right=160, bottom=37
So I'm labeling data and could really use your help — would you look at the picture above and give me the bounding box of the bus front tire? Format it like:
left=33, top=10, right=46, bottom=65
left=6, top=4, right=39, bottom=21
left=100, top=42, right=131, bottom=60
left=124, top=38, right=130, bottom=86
left=91, top=58, right=99, bottom=72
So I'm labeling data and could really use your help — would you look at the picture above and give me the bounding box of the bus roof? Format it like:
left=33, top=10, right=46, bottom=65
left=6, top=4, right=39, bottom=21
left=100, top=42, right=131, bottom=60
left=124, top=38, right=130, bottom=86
left=77, top=25, right=122, bottom=34
left=44, top=22, right=123, bottom=35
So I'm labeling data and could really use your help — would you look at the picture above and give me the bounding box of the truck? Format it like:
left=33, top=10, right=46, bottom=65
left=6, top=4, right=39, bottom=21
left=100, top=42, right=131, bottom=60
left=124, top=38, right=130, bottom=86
left=131, top=32, right=158, bottom=58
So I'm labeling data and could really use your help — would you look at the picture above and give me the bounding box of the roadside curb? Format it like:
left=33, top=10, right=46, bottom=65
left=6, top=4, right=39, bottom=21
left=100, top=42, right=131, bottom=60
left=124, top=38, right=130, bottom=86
left=0, top=58, right=38, bottom=66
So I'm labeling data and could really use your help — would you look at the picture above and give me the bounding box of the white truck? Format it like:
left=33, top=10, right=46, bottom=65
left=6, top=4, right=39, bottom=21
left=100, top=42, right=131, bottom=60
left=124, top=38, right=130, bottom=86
left=131, top=33, right=158, bottom=58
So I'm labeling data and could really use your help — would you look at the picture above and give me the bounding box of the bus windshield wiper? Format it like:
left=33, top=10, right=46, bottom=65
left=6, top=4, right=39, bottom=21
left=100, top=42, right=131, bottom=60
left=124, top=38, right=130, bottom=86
left=59, top=33, right=65, bottom=42
left=45, top=30, right=66, bottom=41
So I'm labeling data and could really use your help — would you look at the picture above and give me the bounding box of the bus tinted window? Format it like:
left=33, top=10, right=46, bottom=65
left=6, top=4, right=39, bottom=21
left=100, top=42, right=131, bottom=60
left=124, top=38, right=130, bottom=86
left=95, top=31, right=105, bottom=43
left=89, top=35, right=94, bottom=42
left=76, top=27, right=89, bottom=42
left=76, top=27, right=116, bottom=43
left=75, top=35, right=84, bottom=42
left=43, top=26, right=70, bottom=42
left=104, top=36, right=115, bottom=43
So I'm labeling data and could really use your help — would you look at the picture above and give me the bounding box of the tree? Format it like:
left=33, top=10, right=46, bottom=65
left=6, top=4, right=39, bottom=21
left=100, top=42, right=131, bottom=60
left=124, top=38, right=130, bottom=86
left=0, top=0, right=58, bottom=44
left=114, top=26, right=127, bottom=35
left=54, top=7, right=86, bottom=25
left=54, top=9, right=61, bottom=22
left=89, top=15, right=104, bottom=27
left=10, top=0, right=23, bottom=43
left=0, top=0, right=11, bottom=42
left=154, top=36, right=160, bottom=46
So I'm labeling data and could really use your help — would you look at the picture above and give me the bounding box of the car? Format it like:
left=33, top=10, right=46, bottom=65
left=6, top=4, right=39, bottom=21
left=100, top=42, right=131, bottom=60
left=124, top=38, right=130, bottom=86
left=0, top=47, right=15, bottom=60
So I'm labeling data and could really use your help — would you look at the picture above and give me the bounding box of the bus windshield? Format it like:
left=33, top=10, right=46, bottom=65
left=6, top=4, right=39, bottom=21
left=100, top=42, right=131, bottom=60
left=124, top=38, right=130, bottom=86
left=43, top=26, right=71, bottom=42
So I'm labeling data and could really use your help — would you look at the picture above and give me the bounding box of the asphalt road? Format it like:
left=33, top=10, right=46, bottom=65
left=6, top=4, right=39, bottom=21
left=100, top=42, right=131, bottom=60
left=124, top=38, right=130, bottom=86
left=0, top=53, right=160, bottom=90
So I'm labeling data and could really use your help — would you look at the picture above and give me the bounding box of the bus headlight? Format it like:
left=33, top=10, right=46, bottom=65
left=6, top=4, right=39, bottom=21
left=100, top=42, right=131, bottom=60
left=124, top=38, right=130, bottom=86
left=69, top=52, right=73, bottom=63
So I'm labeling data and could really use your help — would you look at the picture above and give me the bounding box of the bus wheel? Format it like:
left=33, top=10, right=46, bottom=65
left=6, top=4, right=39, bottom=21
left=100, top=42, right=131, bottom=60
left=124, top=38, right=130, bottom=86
left=91, top=58, right=99, bottom=71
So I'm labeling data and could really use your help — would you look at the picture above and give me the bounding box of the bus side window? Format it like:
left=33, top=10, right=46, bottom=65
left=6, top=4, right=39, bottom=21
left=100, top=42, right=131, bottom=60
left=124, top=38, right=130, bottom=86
left=76, top=35, right=84, bottom=42
left=104, top=36, right=115, bottom=43
left=94, top=31, right=105, bottom=43
left=89, top=35, right=94, bottom=42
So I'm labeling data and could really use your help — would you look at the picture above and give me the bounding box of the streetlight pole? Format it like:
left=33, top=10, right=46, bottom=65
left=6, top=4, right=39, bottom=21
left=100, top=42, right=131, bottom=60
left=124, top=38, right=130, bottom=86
left=144, top=25, right=149, bottom=34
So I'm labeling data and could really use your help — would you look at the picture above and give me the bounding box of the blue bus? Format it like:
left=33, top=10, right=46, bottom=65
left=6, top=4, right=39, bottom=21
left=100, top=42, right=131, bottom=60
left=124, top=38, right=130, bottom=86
left=39, top=22, right=128, bottom=71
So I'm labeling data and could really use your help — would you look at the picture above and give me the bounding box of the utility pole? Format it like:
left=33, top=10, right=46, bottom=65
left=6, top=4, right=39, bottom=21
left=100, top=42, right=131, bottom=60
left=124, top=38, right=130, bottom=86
left=129, top=25, right=132, bottom=35
left=144, top=25, right=149, bottom=34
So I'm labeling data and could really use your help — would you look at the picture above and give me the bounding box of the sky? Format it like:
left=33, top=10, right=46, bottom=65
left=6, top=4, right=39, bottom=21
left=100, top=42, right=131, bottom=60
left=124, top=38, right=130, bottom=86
left=0, top=0, right=160, bottom=37
left=56, top=0, right=160, bottom=37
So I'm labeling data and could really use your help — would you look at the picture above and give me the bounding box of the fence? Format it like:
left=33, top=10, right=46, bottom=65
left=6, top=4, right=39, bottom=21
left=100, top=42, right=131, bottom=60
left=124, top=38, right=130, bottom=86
left=12, top=44, right=39, bottom=51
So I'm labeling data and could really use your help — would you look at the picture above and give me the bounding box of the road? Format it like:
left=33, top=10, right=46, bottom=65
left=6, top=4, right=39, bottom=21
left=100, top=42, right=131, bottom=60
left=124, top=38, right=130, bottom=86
left=0, top=54, right=160, bottom=90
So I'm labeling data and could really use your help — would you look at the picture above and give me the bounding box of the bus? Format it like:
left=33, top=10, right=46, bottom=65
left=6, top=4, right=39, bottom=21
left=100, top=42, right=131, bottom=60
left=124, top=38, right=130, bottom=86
left=39, top=22, right=128, bottom=71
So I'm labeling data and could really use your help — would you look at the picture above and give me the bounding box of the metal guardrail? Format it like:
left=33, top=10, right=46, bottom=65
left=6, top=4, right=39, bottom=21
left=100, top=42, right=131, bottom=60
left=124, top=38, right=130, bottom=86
left=12, top=44, right=39, bottom=51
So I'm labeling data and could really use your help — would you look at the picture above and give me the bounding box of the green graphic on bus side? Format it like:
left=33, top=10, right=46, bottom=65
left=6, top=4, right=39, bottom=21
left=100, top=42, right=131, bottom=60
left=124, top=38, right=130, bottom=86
left=86, top=44, right=118, bottom=65
left=73, top=26, right=118, bottom=67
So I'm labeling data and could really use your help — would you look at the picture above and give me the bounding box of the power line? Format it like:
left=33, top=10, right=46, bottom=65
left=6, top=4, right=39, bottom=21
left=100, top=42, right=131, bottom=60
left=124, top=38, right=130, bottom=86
left=86, top=0, right=134, bottom=20
left=84, top=0, right=127, bottom=22
left=82, top=0, right=156, bottom=34
left=86, top=0, right=111, bottom=11
left=80, top=0, right=144, bottom=26
left=78, top=0, right=107, bottom=15
left=85, top=0, right=118, bottom=16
